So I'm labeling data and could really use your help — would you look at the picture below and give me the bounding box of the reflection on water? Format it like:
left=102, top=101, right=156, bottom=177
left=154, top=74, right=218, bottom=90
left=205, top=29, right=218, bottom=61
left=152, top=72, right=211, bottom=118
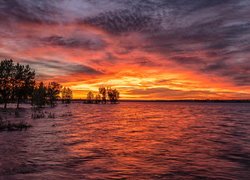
left=0, top=102, right=250, bottom=179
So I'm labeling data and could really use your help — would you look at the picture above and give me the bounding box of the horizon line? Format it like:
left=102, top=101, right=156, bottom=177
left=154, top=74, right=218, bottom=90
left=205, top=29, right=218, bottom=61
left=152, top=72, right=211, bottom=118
left=69, top=99, right=250, bottom=102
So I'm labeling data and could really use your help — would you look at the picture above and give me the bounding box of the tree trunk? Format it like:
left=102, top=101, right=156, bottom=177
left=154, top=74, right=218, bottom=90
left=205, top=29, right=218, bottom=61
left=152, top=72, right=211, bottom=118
left=17, top=98, right=20, bottom=109
left=4, top=101, right=7, bottom=109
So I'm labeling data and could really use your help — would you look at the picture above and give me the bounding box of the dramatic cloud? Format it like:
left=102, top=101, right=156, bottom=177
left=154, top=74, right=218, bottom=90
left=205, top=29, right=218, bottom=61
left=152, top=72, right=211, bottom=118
left=42, top=35, right=106, bottom=50
left=0, top=0, right=249, bottom=99
left=83, top=9, right=161, bottom=34
left=22, top=59, right=102, bottom=76
left=0, top=0, right=59, bottom=24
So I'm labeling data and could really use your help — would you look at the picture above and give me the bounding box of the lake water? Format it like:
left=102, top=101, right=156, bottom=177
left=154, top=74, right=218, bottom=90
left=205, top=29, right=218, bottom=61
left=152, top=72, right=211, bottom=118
left=0, top=102, right=250, bottom=179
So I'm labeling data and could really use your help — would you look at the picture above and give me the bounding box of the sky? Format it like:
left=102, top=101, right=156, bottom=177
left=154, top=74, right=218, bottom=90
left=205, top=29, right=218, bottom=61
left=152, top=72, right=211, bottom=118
left=0, top=0, right=250, bottom=100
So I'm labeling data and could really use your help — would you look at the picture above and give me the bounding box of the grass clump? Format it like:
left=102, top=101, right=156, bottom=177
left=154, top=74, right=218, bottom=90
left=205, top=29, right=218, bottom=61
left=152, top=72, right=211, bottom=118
left=0, top=121, right=32, bottom=131
left=47, top=112, right=55, bottom=119
left=32, top=110, right=56, bottom=119
left=31, top=110, right=45, bottom=119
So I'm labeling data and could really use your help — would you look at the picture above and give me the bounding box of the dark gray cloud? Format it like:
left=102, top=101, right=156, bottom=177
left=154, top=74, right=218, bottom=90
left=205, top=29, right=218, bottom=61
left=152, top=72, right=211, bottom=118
left=42, top=35, right=106, bottom=50
left=203, top=61, right=227, bottom=72
left=83, top=9, right=161, bottom=34
left=22, top=59, right=103, bottom=76
left=201, top=61, right=250, bottom=86
left=131, top=0, right=250, bottom=86
left=0, top=0, right=60, bottom=25
left=171, top=56, right=206, bottom=66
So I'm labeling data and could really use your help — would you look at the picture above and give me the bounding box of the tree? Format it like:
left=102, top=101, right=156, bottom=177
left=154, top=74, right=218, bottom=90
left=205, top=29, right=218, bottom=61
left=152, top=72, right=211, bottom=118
left=107, top=87, right=120, bottom=104
left=99, top=87, right=107, bottom=104
left=47, top=82, right=61, bottom=107
left=61, top=87, right=73, bottom=104
left=86, top=91, right=94, bottom=103
left=0, top=59, right=15, bottom=108
left=32, top=82, right=47, bottom=108
left=0, top=59, right=36, bottom=109
left=14, top=63, right=35, bottom=108
left=95, top=94, right=101, bottom=104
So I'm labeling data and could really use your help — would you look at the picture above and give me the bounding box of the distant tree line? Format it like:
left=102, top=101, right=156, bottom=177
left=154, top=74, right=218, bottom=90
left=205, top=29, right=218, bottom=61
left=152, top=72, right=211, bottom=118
left=86, top=87, right=120, bottom=104
left=0, top=59, right=120, bottom=108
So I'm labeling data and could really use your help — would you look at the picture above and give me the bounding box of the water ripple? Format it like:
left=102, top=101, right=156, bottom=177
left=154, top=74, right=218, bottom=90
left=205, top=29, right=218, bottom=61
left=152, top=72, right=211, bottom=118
left=0, top=102, right=250, bottom=179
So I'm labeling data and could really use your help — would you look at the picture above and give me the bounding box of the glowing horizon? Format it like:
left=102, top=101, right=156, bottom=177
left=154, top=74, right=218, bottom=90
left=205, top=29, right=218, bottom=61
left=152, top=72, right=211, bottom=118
left=0, top=0, right=250, bottom=100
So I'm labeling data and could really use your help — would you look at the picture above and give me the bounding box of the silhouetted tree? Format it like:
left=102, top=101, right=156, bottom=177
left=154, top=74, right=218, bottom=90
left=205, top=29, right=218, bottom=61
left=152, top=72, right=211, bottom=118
left=86, top=91, right=94, bottom=103
left=32, top=82, right=47, bottom=108
left=61, top=87, right=73, bottom=104
left=0, top=59, right=36, bottom=108
left=99, top=87, right=107, bottom=104
left=107, top=87, right=120, bottom=104
left=95, top=94, right=101, bottom=104
left=47, top=82, right=61, bottom=107
left=0, top=59, right=15, bottom=108
left=14, top=63, right=35, bottom=108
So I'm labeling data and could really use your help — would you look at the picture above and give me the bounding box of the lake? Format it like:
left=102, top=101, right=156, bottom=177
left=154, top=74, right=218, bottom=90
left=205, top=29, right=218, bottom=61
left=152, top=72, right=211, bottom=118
left=0, top=102, right=250, bottom=179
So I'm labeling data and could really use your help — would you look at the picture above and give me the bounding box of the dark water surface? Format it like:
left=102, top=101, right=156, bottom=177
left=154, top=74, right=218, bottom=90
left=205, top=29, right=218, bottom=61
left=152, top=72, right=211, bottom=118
left=0, top=102, right=250, bottom=179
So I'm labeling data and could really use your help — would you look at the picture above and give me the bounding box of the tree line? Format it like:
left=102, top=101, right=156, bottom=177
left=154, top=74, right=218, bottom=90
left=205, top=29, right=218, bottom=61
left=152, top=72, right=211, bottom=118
left=86, top=87, right=120, bottom=104
left=0, top=59, right=120, bottom=109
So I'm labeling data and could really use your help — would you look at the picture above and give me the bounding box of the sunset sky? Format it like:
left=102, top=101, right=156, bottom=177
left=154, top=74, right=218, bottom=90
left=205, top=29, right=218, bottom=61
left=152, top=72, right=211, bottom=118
left=0, top=0, right=250, bottom=100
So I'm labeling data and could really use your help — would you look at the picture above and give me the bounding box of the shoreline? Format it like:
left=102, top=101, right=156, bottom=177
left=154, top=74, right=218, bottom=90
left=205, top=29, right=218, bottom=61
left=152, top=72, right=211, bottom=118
left=1, top=99, right=250, bottom=110
left=65, top=99, right=250, bottom=103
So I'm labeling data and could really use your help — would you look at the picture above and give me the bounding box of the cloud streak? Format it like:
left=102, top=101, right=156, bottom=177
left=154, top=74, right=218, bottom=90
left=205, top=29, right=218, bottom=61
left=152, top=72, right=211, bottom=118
left=42, top=35, right=106, bottom=50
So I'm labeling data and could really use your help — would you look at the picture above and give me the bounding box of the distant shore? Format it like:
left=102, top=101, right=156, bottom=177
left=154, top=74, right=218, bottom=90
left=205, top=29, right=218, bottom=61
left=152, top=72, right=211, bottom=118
left=66, top=99, right=250, bottom=103
left=1, top=100, right=250, bottom=110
